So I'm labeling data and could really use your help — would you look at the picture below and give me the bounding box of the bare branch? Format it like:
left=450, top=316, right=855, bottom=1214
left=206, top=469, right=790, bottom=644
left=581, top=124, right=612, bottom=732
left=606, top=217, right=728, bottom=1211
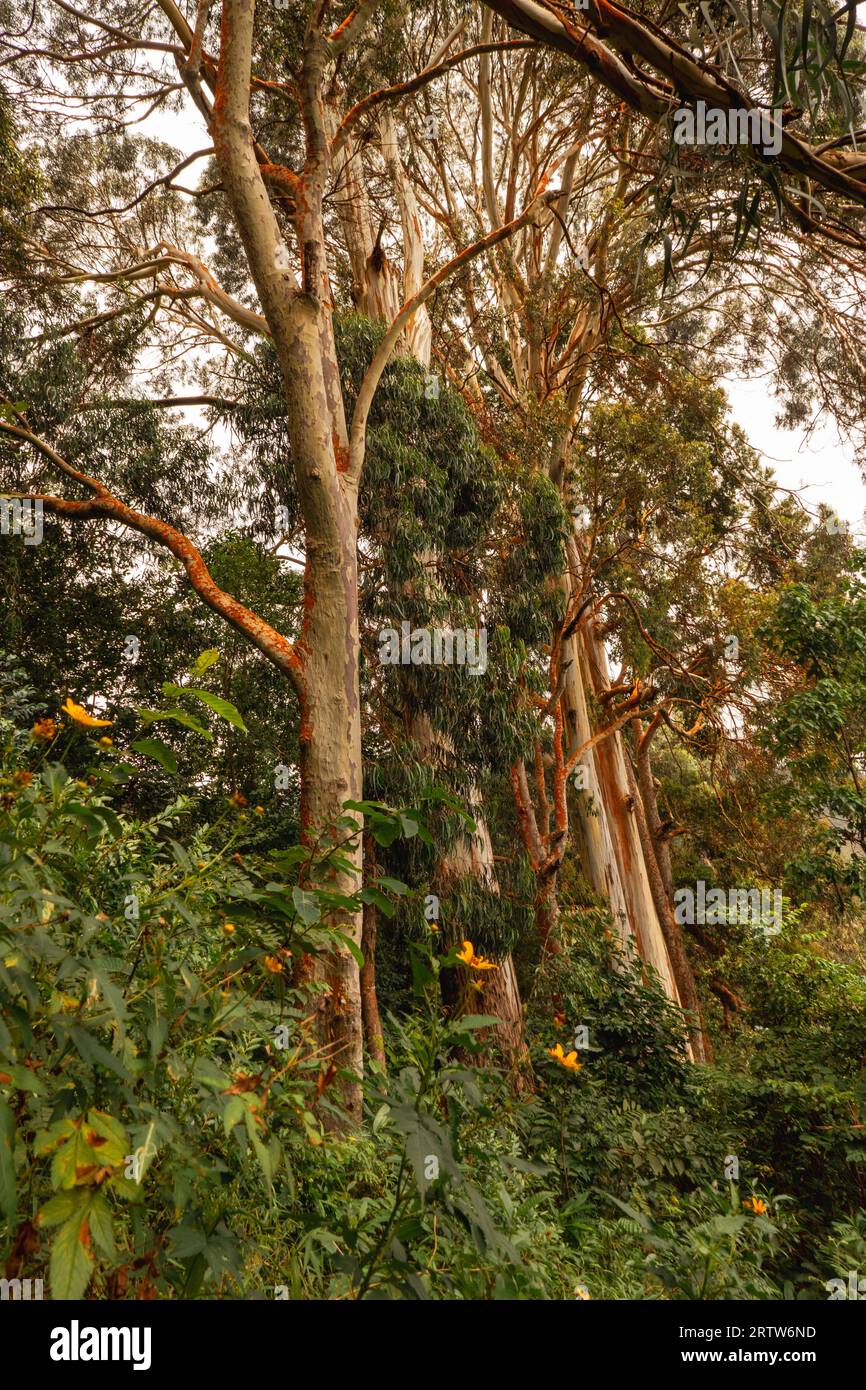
left=0, top=420, right=304, bottom=694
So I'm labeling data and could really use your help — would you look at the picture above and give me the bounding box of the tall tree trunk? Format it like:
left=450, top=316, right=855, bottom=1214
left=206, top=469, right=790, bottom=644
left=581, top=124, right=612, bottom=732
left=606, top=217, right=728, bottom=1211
left=434, top=781, right=532, bottom=1084
left=577, top=612, right=685, bottom=1009
left=630, top=717, right=712, bottom=1062
left=213, top=0, right=366, bottom=1122
left=555, top=527, right=692, bottom=1052
left=329, top=108, right=529, bottom=1077
left=360, top=834, right=386, bottom=1070
left=559, top=591, right=634, bottom=955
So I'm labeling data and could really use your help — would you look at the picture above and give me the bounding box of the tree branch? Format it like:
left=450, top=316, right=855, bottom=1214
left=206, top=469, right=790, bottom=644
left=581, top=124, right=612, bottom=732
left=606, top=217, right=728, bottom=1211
left=0, top=420, right=304, bottom=694
left=348, top=182, right=562, bottom=477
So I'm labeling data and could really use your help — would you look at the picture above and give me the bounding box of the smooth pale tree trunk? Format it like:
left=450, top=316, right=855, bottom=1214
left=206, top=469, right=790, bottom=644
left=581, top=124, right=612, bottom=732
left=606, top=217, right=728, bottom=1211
left=555, top=517, right=692, bottom=1051
left=558, top=556, right=664, bottom=973
left=631, top=717, right=712, bottom=1061
left=577, top=612, right=683, bottom=1001
left=213, top=1, right=366, bottom=1122
left=559, top=589, right=634, bottom=956
left=329, top=108, right=529, bottom=1074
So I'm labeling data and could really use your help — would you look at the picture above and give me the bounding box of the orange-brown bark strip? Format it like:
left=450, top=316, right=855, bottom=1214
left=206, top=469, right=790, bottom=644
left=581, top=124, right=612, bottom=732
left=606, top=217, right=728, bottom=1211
left=3, top=476, right=306, bottom=694
left=630, top=715, right=712, bottom=1063
left=360, top=833, right=386, bottom=1070
left=327, top=0, right=382, bottom=56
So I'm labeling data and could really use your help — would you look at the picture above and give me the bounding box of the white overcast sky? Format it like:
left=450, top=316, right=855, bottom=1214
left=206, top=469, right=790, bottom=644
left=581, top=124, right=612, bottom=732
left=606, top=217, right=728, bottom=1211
left=726, top=373, right=866, bottom=540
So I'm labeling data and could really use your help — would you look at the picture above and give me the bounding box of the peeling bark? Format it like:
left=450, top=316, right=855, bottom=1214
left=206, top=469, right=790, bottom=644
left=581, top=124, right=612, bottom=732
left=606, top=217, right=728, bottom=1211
left=631, top=716, right=712, bottom=1062
left=213, top=0, right=365, bottom=1123
left=361, top=834, right=387, bottom=1070
left=577, top=613, right=684, bottom=1010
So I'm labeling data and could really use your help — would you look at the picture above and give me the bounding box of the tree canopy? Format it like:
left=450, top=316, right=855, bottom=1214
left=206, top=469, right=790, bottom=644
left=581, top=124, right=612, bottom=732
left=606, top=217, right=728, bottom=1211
left=1, top=0, right=866, bottom=1318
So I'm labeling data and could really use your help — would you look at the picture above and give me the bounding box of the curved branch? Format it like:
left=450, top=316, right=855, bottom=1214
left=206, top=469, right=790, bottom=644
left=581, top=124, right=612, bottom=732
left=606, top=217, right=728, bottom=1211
left=328, top=0, right=382, bottom=57
left=27, top=149, right=214, bottom=220
left=0, top=421, right=304, bottom=695
left=348, top=184, right=562, bottom=477
left=332, top=40, right=535, bottom=153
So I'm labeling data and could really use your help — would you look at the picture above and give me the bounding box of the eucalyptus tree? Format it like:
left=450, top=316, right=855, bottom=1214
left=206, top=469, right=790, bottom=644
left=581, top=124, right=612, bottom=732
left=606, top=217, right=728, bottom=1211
left=3, top=0, right=866, bottom=1099
left=326, top=2, right=866, bottom=1058
left=0, top=0, right=561, bottom=1115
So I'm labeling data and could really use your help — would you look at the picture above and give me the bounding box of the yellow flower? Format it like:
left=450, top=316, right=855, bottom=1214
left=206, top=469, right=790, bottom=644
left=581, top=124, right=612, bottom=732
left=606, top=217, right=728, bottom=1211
left=744, top=1197, right=768, bottom=1215
left=547, top=1042, right=582, bottom=1072
left=61, top=698, right=112, bottom=728
left=254, top=805, right=265, bottom=816
left=222, top=922, right=236, bottom=936
left=31, top=717, right=57, bottom=741
left=455, top=940, right=497, bottom=971
left=263, top=955, right=283, bottom=974
left=229, top=791, right=248, bottom=808
left=98, top=736, right=113, bottom=747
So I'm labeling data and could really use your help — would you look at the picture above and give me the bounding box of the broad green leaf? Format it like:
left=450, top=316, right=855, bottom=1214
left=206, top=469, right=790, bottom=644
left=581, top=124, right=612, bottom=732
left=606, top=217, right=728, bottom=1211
left=449, top=1014, right=501, bottom=1033
left=168, top=1223, right=207, bottom=1259
left=38, top=1189, right=85, bottom=1228
left=270, top=846, right=308, bottom=868
left=137, top=706, right=213, bottom=740
left=87, top=1189, right=117, bottom=1259
left=131, top=737, right=178, bottom=774
left=90, top=804, right=124, bottom=839
left=169, top=838, right=192, bottom=871
left=49, top=1112, right=124, bottom=1190
left=365, top=814, right=399, bottom=847
left=84, top=1110, right=128, bottom=1167
left=245, top=1110, right=280, bottom=1188
left=0, top=1063, right=46, bottom=1094
left=50, top=1208, right=95, bottom=1299
left=332, top=931, right=365, bottom=970
left=162, top=684, right=247, bottom=732
left=376, top=876, right=409, bottom=895
left=311, top=890, right=361, bottom=913
left=360, top=885, right=396, bottom=918
left=223, top=1096, right=246, bottom=1136
left=63, top=805, right=105, bottom=838
left=69, top=1025, right=131, bottom=1082
left=372, top=1103, right=391, bottom=1135
left=90, top=968, right=129, bottom=1034
left=292, top=886, right=320, bottom=924
left=188, top=648, right=220, bottom=679
left=193, top=1057, right=230, bottom=1090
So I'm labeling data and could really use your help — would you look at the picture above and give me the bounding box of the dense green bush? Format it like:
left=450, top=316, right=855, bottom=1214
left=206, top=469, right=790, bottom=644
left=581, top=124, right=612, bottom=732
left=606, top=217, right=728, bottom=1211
left=2, top=668, right=865, bottom=1300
